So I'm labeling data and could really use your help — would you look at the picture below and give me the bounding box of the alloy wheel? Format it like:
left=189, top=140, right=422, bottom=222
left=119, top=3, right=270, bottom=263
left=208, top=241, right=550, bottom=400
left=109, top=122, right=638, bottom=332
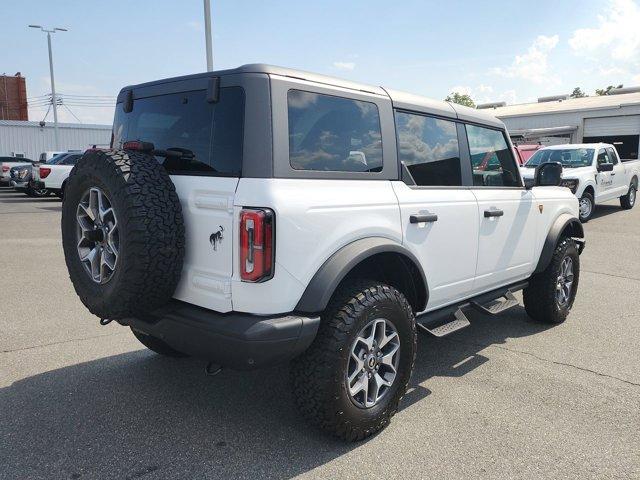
left=346, top=318, right=400, bottom=408
left=76, top=187, right=119, bottom=284
left=556, top=256, right=574, bottom=307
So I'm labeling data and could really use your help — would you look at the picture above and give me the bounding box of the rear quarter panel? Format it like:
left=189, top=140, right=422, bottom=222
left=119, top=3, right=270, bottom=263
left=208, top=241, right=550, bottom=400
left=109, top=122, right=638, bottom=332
left=232, top=178, right=402, bottom=314
left=43, top=165, right=74, bottom=189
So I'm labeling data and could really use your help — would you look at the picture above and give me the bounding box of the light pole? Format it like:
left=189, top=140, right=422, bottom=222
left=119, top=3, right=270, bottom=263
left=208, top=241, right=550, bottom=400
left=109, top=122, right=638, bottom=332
left=29, top=25, right=68, bottom=150
left=203, top=0, right=213, bottom=71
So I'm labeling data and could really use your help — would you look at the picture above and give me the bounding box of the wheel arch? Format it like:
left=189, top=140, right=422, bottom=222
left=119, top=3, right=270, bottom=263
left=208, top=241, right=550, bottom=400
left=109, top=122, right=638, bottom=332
left=533, top=213, right=584, bottom=274
left=582, top=183, right=595, bottom=197
left=294, top=237, right=428, bottom=314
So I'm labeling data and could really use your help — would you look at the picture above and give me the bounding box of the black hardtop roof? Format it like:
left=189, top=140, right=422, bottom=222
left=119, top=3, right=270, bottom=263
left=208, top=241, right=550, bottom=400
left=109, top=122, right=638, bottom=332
left=117, top=64, right=504, bottom=128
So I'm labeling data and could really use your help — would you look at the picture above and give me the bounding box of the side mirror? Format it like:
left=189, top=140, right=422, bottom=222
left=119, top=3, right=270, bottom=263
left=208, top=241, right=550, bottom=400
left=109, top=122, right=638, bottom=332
left=597, top=162, right=614, bottom=172
left=533, top=161, right=563, bottom=187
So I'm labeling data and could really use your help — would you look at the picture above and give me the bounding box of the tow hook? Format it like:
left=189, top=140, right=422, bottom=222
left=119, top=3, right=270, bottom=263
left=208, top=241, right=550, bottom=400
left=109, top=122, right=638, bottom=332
left=205, top=362, right=223, bottom=376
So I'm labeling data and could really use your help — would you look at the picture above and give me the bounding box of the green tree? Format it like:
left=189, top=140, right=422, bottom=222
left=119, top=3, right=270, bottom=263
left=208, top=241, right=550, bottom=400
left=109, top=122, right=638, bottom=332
left=595, top=84, right=623, bottom=96
left=445, top=92, right=476, bottom=108
left=570, top=87, right=587, bottom=98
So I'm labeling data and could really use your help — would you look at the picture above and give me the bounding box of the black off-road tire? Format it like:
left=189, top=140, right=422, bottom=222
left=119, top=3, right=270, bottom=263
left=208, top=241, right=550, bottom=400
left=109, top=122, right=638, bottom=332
left=131, top=328, right=189, bottom=358
left=620, top=181, right=637, bottom=209
left=290, top=280, right=417, bottom=441
left=578, top=191, right=594, bottom=223
left=61, top=149, right=185, bottom=320
left=524, top=237, right=580, bottom=324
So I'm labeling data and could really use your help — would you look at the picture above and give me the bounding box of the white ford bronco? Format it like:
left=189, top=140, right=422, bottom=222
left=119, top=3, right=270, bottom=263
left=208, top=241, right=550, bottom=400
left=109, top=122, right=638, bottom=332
left=61, top=65, right=585, bottom=441
left=520, top=143, right=639, bottom=222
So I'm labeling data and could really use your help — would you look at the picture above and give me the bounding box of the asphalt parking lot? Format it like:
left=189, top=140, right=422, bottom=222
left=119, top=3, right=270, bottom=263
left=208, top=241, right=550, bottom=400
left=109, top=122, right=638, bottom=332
left=0, top=185, right=638, bottom=480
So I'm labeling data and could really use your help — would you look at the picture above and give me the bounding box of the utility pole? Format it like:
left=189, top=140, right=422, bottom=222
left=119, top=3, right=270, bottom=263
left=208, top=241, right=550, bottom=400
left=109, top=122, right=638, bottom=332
left=203, top=0, right=213, bottom=71
left=29, top=25, right=68, bottom=150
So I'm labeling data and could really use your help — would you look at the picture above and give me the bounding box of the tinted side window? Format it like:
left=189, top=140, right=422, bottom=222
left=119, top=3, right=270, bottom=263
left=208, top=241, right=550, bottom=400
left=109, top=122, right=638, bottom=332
left=113, top=87, right=244, bottom=176
left=606, top=147, right=619, bottom=164
left=395, top=111, right=461, bottom=186
left=287, top=90, right=383, bottom=172
left=466, top=125, right=520, bottom=187
left=596, top=149, right=611, bottom=165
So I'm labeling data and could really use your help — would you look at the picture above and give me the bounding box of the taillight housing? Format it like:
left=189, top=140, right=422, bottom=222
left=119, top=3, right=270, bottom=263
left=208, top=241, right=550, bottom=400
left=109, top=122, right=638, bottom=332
left=39, top=167, right=51, bottom=179
left=239, top=208, right=275, bottom=282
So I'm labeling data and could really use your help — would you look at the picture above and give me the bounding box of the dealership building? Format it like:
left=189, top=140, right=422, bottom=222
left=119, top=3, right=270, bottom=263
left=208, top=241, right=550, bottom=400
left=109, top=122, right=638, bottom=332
left=0, top=120, right=111, bottom=160
left=481, top=88, right=640, bottom=161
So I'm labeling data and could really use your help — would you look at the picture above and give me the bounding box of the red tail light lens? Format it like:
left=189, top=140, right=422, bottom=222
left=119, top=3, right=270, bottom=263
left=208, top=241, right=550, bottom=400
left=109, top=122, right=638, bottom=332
left=39, top=167, right=51, bottom=179
left=239, top=208, right=275, bottom=282
left=1, top=166, right=9, bottom=172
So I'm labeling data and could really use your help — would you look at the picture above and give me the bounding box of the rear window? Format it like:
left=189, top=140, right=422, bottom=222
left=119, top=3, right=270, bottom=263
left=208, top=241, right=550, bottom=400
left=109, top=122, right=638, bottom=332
left=395, top=111, right=461, bottom=186
left=113, top=87, right=244, bottom=176
left=287, top=90, right=383, bottom=172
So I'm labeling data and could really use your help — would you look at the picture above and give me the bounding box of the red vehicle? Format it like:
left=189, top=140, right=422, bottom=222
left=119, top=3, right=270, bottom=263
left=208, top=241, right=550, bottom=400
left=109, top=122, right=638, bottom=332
left=514, top=144, right=543, bottom=165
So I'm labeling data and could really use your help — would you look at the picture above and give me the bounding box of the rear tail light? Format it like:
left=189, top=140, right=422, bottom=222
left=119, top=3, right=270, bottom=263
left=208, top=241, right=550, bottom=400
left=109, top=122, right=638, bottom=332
left=123, top=140, right=155, bottom=152
left=239, top=208, right=275, bottom=282
left=39, top=167, right=51, bottom=179
left=1, top=166, right=9, bottom=173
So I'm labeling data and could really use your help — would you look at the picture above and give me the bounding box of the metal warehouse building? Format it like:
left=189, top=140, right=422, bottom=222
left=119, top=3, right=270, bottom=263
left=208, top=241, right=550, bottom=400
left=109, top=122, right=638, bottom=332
left=484, top=89, right=640, bottom=161
left=0, top=120, right=111, bottom=160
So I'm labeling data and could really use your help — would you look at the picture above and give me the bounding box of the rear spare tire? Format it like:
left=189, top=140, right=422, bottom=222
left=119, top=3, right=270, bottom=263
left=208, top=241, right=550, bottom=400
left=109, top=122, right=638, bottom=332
left=61, top=149, right=185, bottom=320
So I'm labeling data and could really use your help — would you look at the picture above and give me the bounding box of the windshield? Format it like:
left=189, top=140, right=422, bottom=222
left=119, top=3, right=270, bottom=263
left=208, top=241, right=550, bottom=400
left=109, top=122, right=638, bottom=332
left=525, top=148, right=594, bottom=168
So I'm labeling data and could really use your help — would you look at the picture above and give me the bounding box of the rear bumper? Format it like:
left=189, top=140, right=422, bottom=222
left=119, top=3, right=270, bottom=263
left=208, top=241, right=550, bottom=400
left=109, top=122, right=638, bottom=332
left=121, top=300, right=320, bottom=370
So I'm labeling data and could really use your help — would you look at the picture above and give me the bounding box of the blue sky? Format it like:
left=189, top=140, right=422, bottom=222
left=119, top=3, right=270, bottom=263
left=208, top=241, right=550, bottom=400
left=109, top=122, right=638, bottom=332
left=3, top=0, right=640, bottom=124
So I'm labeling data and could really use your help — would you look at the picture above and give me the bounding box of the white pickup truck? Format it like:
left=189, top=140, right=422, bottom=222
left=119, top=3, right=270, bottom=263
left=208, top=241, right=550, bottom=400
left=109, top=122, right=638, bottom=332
left=33, top=152, right=83, bottom=198
left=521, top=143, right=639, bottom=222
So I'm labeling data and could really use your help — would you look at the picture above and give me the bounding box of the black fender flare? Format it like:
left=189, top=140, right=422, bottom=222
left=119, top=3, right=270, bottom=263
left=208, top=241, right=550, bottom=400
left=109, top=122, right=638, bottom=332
left=295, top=237, right=428, bottom=313
left=534, top=213, right=584, bottom=274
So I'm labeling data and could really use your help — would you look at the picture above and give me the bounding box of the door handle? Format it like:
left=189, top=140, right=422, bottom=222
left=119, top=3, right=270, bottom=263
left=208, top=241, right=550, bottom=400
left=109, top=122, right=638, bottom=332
left=484, top=209, right=504, bottom=218
left=410, top=214, right=438, bottom=224
left=611, top=172, right=616, bottom=176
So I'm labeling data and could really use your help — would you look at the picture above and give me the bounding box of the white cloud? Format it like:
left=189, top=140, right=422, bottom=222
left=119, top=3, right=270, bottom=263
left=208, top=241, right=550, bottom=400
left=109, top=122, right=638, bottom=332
left=569, top=0, right=640, bottom=64
left=446, top=84, right=516, bottom=105
left=187, top=20, right=203, bottom=32
left=491, top=34, right=560, bottom=84
left=333, top=61, right=355, bottom=71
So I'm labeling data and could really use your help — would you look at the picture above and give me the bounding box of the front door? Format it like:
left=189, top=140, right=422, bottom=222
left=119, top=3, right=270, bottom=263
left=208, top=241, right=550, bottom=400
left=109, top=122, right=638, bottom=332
left=595, top=148, right=615, bottom=200
left=465, top=124, right=538, bottom=292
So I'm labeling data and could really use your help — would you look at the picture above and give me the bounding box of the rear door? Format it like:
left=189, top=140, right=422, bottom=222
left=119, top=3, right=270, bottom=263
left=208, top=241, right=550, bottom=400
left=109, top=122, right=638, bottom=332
left=465, top=124, right=538, bottom=292
left=392, top=112, right=479, bottom=310
left=606, top=146, right=628, bottom=196
left=112, top=81, right=245, bottom=312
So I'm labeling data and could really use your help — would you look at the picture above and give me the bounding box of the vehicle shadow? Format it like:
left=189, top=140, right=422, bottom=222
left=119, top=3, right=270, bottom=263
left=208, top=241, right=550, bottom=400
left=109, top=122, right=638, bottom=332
left=590, top=203, right=624, bottom=220
left=0, top=306, right=551, bottom=479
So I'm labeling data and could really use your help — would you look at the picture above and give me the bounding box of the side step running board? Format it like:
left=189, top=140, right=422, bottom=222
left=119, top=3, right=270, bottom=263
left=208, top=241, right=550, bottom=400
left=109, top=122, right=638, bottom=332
left=417, top=309, right=470, bottom=337
left=416, top=282, right=527, bottom=338
left=470, top=290, right=519, bottom=315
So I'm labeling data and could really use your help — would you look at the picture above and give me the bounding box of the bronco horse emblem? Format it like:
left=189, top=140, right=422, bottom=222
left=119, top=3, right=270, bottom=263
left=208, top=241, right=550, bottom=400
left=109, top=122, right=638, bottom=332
left=209, top=226, right=224, bottom=251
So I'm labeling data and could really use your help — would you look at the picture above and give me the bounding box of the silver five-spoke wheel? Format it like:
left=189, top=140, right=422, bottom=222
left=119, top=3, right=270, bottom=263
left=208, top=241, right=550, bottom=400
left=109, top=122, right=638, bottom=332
left=347, top=318, right=400, bottom=408
left=556, top=256, right=574, bottom=307
left=76, top=187, right=119, bottom=284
